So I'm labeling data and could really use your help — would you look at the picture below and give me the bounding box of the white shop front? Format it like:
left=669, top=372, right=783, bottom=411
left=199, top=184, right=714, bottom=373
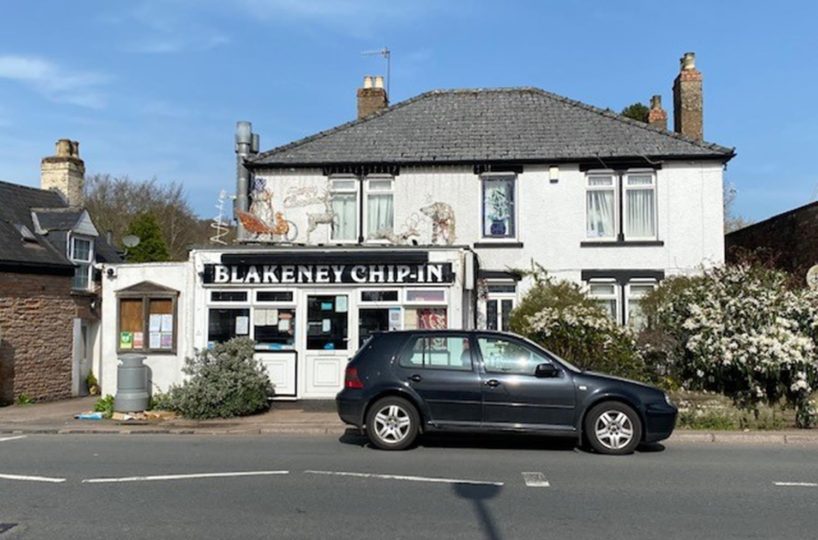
left=101, top=246, right=474, bottom=399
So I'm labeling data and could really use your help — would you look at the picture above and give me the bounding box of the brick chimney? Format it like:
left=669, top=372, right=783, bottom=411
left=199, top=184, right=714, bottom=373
left=672, top=52, right=703, bottom=141
left=647, top=95, right=668, bottom=130
left=40, top=139, right=85, bottom=206
left=357, top=75, right=388, bottom=119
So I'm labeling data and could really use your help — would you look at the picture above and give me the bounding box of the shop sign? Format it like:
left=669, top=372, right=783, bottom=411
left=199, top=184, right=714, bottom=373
left=203, top=263, right=454, bottom=285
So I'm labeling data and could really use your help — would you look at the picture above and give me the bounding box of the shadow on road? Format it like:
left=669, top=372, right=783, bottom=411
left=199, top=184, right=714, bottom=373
left=339, top=429, right=578, bottom=452
left=452, top=483, right=504, bottom=540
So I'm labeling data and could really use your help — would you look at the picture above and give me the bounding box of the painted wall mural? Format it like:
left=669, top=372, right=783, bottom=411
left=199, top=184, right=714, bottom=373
left=244, top=178, right=298, bottom=242
left=282, top=185, right=335, bottom=243
left=420, top=201, right=457, bottom=245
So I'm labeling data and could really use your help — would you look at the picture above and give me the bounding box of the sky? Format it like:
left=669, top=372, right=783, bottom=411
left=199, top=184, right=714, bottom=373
left=0, top=0, right=816, bottom=223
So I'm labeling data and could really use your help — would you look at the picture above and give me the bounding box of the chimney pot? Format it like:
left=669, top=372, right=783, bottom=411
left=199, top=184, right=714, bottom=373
left=55, top=139, right=72, bottom=157
left=374, top=75, right=384, bottom=89
left=650, top=95, right=662, bottom=109
left=363, top=75, right=373, bottom=89
left=681, top=52, right=696, bottom=71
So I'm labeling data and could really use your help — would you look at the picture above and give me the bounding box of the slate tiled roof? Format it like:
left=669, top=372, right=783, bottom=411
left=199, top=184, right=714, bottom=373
left=249, top=87, right=734, bottom=167
left=0, top=180, right=122, bottom=270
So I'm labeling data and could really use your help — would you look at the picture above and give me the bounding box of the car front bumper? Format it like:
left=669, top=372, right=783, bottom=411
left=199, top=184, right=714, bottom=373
left=643, top=403, right=678, bottom=443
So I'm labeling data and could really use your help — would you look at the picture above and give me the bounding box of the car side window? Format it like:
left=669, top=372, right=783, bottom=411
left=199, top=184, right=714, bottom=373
left=399, top=336, right=473, bottom=371
left=478, top=336, right=552, bottom=376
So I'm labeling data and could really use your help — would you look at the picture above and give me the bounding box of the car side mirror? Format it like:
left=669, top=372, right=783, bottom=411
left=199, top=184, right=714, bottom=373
left=535, top=363, right=559, bottom=378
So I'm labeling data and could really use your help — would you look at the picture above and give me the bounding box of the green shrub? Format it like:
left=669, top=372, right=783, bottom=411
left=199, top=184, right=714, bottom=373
left=509, top=267, right=647, bottom=381
left=160, top=338, right=273, bottom=419
left=86, top=372, right=100, bottom=396
left=94, top=395, right=115, bottom=419
left=15, top=394, right=34, bottom=406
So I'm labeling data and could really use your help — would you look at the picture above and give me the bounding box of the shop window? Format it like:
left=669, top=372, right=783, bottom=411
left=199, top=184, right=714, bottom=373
left=330, top=178, right=358, bottom=242
left=359, top=307, right=402, bottom=347
left=361, top=290, right=399, bottom=303
left=400, top=335, right=472, bottom=371
left=70, top=235, right=94, bottom=291
left=208, top=308, right=250, bottom=345
left=254, top=307, right=296, bottom=350
left=210, top=290, right=248, bottom=302
left=365, top=177, right=394, bottom=240
left=482, top=174, right=516, bottom=238
left=256, top=291, right=294, bottom=303
left=405, top=289, right=446, bottom=303
left=404, top=308, right=447, bottom=330
left=306, top=294, right=349, bottom=350
left=117, top=283, right=178, bottom=353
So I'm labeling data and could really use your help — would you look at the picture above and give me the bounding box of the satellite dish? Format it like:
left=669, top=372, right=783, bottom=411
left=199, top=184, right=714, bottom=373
left=807, top=265, right=818, bottom=291
left=122, top=235, right=140, bottom=248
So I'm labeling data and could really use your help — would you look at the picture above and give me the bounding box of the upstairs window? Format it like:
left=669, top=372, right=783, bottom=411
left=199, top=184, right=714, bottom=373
left=586, top=175, right=616, bottom=239
left=586, top=170, right=658, bottom=241
left=482, top=175, right=516, bottom=238
left=624, top=173, right=657, bottom=239
left=330, top=178, right=358, bottom=242
left=365, top=177, right=394, bottom=240
left=70, top=236, right=93, bottom=291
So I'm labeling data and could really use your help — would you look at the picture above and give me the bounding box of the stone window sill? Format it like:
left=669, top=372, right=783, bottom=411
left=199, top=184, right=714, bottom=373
left=580, top=240, right=664, bottom=248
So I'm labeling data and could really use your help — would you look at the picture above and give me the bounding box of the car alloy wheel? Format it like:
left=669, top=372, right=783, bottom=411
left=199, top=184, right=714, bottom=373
left=584, top=402, right=642, bottom=455
left=365, top=397, right=419, bottom=450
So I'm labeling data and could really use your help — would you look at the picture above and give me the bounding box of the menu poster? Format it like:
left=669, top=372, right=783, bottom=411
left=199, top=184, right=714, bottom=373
left=277, top=318, right=291, bottom=332
left=160, top=333, right=173, bottom=349
left=160, top=314, right=174, bottom=332
left=322, top=319, right=331, bottom=333
left=335, top=296, right=348, bottom=313
left=149, top=314, right=162, bottom=332
left=389, top=308, right=402, bottom=331
left=133, top=332, right=144, bottom=349
left=119, top=332, right=133, bottom=349
left=268, top=309, right=279, bottom=326
left=149, top=332, right=161, bottom=349
left=236, top=316, right=249, bottom=335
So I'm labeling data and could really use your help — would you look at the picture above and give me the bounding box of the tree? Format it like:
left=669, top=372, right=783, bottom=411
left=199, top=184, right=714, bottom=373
left=125, top=212, right=170, bottom=262
left=84, top=174, right=227, bottom=260
left=620, top=102, right=649, bottom=123
left=723, top=180, right=752, bottom=233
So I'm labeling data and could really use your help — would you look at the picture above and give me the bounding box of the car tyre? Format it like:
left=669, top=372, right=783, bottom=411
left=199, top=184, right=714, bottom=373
left=365, top=396, right=419, bottom=451
left=584, top=401, right=642, bottom=455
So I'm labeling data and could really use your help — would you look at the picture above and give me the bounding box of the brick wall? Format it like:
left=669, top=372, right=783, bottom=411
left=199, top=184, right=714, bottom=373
left=0, top=271, right=77, bottom=403
left=725, top=201, right=818, bottom=281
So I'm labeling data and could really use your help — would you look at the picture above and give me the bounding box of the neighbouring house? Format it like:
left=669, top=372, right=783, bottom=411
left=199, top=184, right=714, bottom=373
left=725, top=200, right=818, bottom=281
left=0, top=140, right=120, bottom=404
left=101, top=52, right=734, bottom=400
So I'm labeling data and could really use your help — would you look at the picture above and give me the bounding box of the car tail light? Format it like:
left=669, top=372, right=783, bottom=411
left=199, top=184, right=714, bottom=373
left=345, top=366, right=364, bottom=389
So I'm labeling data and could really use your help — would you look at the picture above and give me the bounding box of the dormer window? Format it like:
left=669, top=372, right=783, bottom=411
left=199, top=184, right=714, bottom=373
left=70, top=235, right=93, bottom=290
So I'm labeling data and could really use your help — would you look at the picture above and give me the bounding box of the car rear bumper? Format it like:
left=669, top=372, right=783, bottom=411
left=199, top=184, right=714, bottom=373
left=336, top=391, right=365, bottom=428
left=644, top=403, right=678, bottom=443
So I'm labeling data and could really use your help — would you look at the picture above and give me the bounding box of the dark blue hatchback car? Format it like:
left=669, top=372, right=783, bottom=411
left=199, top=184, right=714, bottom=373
left=337, top=330, right=677, bottom=455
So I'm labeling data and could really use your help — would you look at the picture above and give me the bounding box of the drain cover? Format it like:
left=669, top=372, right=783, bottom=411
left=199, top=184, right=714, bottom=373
left=0, top=523, right=17, bottom=534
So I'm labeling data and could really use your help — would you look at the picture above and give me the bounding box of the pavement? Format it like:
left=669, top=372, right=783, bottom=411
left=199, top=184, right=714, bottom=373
left=1, top=433, right=817, bottom=539
left=1, top=397, right=818, bottom=444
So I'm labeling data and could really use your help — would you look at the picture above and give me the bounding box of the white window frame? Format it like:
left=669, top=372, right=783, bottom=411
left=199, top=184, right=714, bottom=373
left=587, top=280, right=620, bottom=323
left=625, top=280, right=656, bottom=328
left=585, top=172, right=618, bottom=241
left=403, top=288, right=448, bottom=305
left=209, top=290, right=250, bottom=303
left=359, top=289, right=401, bottom=305
left=253, top=290, right=296, bottom=306
left=480, top=173, right=518, bottom=241
left=69, top=234, right=94, bottom=291
left=623, top=170, right=658, bottom=241
left=485, top=291, right=516, bottom=332
left=329, top=176, right=359, bottom=243
left=364, top=175, right=394, bottom=243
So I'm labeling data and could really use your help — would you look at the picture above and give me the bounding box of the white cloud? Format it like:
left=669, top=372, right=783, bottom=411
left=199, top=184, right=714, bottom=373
left=0, top=55, right=108, bottom=108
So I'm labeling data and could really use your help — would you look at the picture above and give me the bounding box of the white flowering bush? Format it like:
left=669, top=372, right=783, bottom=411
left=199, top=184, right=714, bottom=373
left=643, top=264, right=818, bottom=428
left=510, top=270, right=647, bottom=381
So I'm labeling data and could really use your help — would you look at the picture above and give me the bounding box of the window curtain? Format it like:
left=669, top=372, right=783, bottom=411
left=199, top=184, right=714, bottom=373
left=587, top=190, right=615, bottom=237
left=626, top=189, right=655, bottom=237
left=483, top=178, right=515, bottom=237
left=331, top=193, right=357, bottom=240
left=367, top=193, right=394, bottom=237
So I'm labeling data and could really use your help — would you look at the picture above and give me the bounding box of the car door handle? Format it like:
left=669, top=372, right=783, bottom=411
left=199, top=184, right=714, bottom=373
left=485, top=379, right=500, bottom=388
left=408, top=374, right=422, bottom=383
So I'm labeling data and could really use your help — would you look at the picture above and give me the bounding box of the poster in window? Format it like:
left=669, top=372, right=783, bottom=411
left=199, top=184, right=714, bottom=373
left=321, top=302, right=333, bottom=311
left=160, top=314, right=173, bottom=332
left=278, top=318, right=291, bottom=332
left=322, top=319, right=331, bottom=333
left=149, top=314, right=162, bottom=332
left=268, top=309, right=279, bottom=325
left=133, top=332, right=144, bottom=349
left=389, top=308, right=402, bottom=331
left=120, top=332, right=133, bottom=349
left=236, top=316, right=249, bottom=335
left=335, top=296, right=348, bottom=313
left=149, top=332, right=161, bottom=349
left=160, top=333, right=173, bottom=349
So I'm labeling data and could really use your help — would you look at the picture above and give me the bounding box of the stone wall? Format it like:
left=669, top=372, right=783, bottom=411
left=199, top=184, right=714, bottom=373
left=725, top=201, right=818, bottom=282
left=0, top=271, right=77, bottom=403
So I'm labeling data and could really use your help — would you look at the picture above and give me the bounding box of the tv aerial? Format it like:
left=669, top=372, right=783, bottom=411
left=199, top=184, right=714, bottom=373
left=361, top=47, right=391, bottom=96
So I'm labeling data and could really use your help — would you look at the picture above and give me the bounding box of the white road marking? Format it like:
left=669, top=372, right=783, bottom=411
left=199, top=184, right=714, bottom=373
left=0, top=435, right=27, bottom=443
left=774, top=482, right=818, bottom=488
left=522, top=472, right=550, bottom=487
left=82, top=470, right=290, bottom=484
left=304, top=470, right=504, bottom=487
left=0, top=473, right=66, bottom=483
